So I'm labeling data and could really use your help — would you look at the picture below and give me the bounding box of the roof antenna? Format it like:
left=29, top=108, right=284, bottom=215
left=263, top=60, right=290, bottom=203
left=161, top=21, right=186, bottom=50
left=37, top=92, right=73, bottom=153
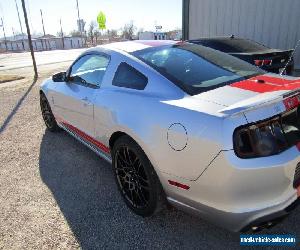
left=280, top=38, right=300, bottom=76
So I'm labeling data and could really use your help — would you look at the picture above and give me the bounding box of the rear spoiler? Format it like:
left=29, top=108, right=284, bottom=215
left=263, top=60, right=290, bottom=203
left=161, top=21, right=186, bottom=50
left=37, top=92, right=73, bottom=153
left=230, top=49, right=294, bottom=56
left=219, top=88, right=300, bottom=116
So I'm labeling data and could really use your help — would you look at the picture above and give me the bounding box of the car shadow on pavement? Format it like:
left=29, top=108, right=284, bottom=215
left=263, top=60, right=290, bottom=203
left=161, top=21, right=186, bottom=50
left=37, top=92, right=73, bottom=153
left=39, top=129, right=300, bottom=249
left=0, top=76, right=37, bottom=134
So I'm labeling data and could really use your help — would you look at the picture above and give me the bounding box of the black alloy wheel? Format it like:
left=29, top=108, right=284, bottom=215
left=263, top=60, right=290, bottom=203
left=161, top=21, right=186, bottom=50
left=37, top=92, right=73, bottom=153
left=40, top=93, right=60, bottom=132
left=112, top=136, right=165, bottom=217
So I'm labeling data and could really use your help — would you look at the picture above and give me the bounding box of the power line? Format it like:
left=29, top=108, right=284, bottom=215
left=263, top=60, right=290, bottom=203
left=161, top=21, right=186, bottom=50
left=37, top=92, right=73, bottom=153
left=60, top=18, right=64, bottom=49
left=15, top=0, right=24, bottom=35
left=76, top=0, right=84, bottom=36
left=25, top=0, right=34, bottom=32
left=40, top=9, right=46, bottom=36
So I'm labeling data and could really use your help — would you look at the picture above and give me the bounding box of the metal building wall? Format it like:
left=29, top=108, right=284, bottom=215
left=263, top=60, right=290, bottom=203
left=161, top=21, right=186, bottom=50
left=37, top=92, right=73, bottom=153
left=187, top=0, right=300, bottom=69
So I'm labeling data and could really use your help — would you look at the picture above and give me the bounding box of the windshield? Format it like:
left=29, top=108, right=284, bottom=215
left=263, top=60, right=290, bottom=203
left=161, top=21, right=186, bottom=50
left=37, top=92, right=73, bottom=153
left=132, top=43, right=265, bottom=95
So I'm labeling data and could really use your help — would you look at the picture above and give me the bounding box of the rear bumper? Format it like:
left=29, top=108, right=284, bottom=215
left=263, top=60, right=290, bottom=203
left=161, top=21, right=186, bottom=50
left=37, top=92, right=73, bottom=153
left=161, top=147, right=300, bottom=232
left=167, top=195, right=299, bottom=232
left=240, top=197, right=300, bottom=232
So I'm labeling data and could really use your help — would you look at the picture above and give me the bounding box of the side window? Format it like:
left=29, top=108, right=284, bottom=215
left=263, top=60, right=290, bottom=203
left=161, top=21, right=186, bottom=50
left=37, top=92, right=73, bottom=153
left=112, top=62, right=148, bottom=90
left=70, top=54, right=109, bottom=87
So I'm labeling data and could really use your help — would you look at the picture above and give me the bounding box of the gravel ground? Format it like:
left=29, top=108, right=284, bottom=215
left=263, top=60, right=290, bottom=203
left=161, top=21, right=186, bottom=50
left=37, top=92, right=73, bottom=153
left=0, top=64, right=299, bottom=249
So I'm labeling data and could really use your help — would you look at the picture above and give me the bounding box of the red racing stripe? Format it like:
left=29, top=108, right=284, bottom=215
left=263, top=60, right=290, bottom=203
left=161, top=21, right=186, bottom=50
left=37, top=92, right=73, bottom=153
left=62, top=122, right=110, bottom=154
left=230, top=75, right=300, bottom=93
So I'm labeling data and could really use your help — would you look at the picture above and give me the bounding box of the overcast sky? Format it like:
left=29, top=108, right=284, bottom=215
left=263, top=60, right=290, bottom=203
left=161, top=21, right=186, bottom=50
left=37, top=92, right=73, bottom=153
left=0, top=0, right=182, bottom=37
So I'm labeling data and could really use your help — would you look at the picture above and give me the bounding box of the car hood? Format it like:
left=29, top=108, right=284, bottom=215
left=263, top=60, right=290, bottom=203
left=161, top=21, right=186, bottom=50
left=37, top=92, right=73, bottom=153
left=193, top=73, right=300, bottom=117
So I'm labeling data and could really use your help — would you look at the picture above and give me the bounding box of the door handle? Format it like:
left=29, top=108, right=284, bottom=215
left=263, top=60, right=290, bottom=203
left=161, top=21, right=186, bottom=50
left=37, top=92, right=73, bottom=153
left=81, top=97, right=92, bottom=106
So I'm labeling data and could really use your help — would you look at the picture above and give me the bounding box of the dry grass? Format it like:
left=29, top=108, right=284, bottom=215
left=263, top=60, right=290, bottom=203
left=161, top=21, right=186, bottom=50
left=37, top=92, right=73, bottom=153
left=0, top=75, right=25, bottom=84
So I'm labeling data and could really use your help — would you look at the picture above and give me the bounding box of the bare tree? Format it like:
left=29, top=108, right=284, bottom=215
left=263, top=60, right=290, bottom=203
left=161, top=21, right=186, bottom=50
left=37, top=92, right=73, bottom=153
left=121, top=21, right=136, bottom=40
left=105, top=29, right=118, bottom=41
left=108, top=29, right=118, bottom=38
left=57, top=31, right=63, bottom=37
left=88, top=21, right=97, bottom=43
left=94, top=29, right=100, bottom=44
left=70, top=30, right=81, bottom=37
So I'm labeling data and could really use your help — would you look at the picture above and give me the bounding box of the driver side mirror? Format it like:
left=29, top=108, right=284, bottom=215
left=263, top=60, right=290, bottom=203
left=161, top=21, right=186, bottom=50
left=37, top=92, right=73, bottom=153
left=52, top=72, right=67, bottom=82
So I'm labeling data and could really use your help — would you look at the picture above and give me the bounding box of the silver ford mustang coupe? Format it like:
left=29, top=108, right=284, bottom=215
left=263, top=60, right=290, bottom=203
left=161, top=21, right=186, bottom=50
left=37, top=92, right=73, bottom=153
left=40, top=40, right=300, bottom=232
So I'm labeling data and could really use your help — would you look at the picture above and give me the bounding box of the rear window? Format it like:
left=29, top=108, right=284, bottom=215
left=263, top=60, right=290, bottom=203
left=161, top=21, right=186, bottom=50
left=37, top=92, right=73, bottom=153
left=132, top=43, right=264, bottom=95
left=112, top=62, right=148, bottom=90
left=193, top=39, right=268, bottom=53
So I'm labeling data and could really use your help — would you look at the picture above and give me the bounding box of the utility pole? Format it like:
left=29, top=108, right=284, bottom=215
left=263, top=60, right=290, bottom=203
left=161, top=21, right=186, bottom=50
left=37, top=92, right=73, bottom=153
left=12, top=27, right=19, bottom=50
left=15, top=0, right=25, bottom=50
left=76, top=0, right=81, bottom=23
left=40, top=9, right=46, bottom=36
left=12, top=27, right=16, bottom=40
left=0, top=18, right=7, bottom=51
left=60, top=18, right=64, bottom=49
left=40, top=9, right=46, bottom=50
left=76, top=0, right=84, bottom=45
left=21, top=0, right=38, bottom=79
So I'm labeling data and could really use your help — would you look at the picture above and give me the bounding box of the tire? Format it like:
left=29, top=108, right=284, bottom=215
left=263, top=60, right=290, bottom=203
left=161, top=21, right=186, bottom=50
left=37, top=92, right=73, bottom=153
left=40, top=93, right=60, bottom=132
left=112, top=135, right=166, bottom=217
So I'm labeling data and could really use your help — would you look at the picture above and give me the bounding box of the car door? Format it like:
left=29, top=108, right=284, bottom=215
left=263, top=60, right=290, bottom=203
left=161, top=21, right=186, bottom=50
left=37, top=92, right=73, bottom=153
left=93, top=61, right=149, bottom=148
left=53, top=53, right=110, bottom=137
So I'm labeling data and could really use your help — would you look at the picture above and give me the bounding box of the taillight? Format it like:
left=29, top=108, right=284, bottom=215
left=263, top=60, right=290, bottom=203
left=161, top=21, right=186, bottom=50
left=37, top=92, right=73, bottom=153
left=254, top=60, right=263, bottom=66
left=254, top=59, right=272, bottom=66
left=233, top=118, right=288, bottom=158
left=283, top=95, right=300, bottom=110
left=263, top=59, right=272, bottom=65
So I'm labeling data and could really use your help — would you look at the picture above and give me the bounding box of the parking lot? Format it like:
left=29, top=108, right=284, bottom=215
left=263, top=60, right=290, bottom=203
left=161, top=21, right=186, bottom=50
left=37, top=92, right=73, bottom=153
left=0, top=62, right=300, bottom=249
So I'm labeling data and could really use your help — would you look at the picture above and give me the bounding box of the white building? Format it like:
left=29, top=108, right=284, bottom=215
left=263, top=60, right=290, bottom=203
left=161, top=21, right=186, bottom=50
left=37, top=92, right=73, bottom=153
left=183, top=0, right=300, bottom=69
left=138, top=31, right=168, bottom=40
left=0, top=35, right=84, bottom=51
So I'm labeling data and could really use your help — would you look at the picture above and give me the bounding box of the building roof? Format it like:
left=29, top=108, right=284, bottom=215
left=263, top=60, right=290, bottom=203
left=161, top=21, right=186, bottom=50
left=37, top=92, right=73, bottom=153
left=38, top=34, right=56, bottom=39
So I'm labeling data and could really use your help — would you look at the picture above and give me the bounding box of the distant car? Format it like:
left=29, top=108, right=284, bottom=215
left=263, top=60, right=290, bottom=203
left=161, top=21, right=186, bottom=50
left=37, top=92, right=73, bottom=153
left=40, top=40, right=300, bottom=232
left=189, top=36, right=294, bottom=75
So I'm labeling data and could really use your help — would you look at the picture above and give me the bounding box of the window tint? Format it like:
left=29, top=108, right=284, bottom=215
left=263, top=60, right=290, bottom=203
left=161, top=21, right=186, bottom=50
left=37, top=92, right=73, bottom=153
left=112, top=62, right=148, bottom=90
left=193, top=39, right=268, bottom=53
left=70, top=54, right=109, bottom=87
left=132, top=43, right=265, bottom=95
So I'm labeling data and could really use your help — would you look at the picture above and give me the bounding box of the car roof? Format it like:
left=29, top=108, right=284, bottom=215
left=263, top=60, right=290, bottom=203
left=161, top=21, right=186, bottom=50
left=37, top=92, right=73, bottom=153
left=100, top=40, right=178, bottom=53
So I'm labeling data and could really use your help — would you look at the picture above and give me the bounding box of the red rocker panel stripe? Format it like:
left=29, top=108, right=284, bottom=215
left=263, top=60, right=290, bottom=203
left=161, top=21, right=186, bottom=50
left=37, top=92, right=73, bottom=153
left=62, top=122, right=110, bottom=154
